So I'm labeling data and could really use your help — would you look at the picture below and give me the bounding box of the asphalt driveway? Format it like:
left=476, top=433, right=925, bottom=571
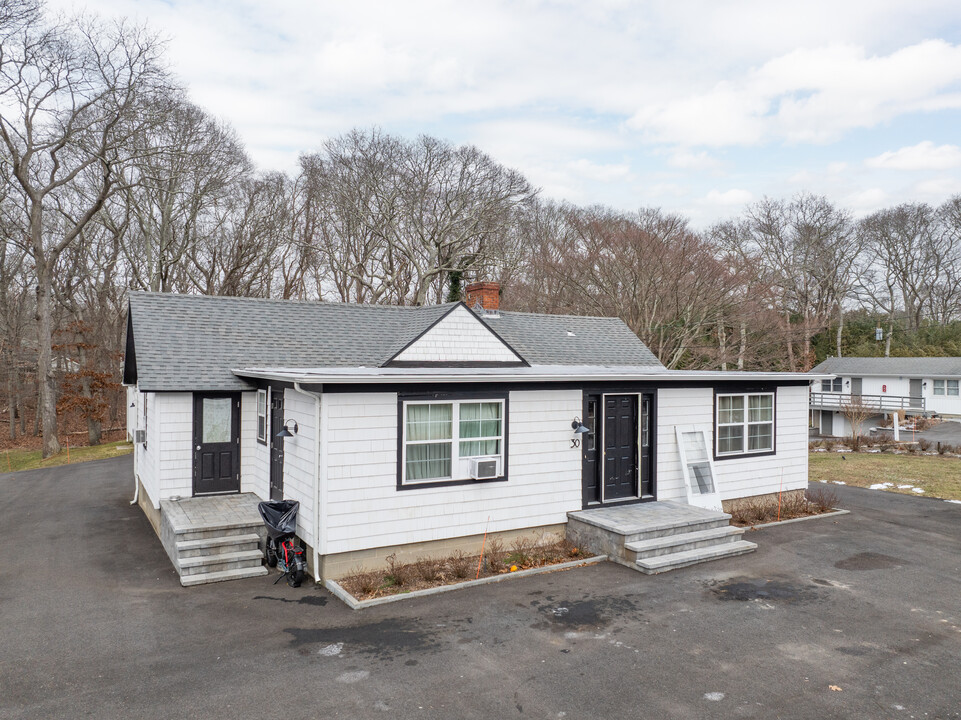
left=1, top=457, right=960, bottom=720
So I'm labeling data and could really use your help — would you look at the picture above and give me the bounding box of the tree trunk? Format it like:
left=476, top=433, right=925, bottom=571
left=717, top=316, right=727, bottom=371
left=7, top=358, right=15, bottom=441
left=34, top=265, right=61, bottom=457
left=836, top=306, right=843, bottom=358
left=885, top=317, right=893, bottom=357
left=737, top=322, right=747, bottom=370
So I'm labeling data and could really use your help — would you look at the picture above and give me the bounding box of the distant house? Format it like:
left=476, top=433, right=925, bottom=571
left=123, top=285, right=821, bottom=585
left=808, top=357, right=961, bottom=437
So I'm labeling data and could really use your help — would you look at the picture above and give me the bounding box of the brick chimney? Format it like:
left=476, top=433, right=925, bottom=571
left=465, top=281, right=500, bottom=311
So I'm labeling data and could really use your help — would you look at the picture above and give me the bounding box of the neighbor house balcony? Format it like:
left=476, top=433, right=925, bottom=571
left=808, top=392, right=925, bottom=413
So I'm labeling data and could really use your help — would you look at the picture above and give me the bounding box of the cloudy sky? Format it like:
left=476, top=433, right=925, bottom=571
left=48, top=0, right=961, bottom=225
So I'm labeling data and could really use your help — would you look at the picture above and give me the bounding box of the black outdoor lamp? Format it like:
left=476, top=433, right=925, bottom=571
left=571, top=417, right=590, bottom=434
left=276, top=420, right=298, bottom=438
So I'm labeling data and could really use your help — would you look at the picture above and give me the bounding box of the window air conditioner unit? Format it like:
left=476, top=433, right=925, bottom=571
left=469, top=456, right=500, bottom=480
left=135, top=429, right=146, bottom=445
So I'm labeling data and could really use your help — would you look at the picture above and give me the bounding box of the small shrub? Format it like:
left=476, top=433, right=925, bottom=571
left=914, top=417, right=940, bottom=431
left=414, top=556, right=443, bottom=583
left=906, top=443, right=920, bottom=454
left=484, top=538, right=507, bottom=573
left=341, top=567, right=382, bottom=597
left=507, top=534, right=539, bottom=567
left=823, top=440, right=836, bottom=451
left=938, top=442, right=949, bottom=455
left=805, top=486, right=839, bottom=513
left=779, top=492, right=811, bottom=519
left=808, top=440, right=821, bottom=450
left=384, top=552, right=413, bottom=587
left=918, top=438, right=932, bottom=452
left=447, top=550, right=473, bottom=579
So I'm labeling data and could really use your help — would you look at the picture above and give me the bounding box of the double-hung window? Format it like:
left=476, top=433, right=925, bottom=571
left=256, top=389, right=268, bottom=444
left=716, top=392, right=775, bottom=457
left=401, top=398, right=506, bottom=486
left=933, top=379, right=959, bottom=396
left=821, top=378, right=842, bottom=393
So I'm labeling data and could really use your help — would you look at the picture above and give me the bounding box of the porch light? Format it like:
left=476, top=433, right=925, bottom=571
left=276, top=420, right=298, bottom=438
left=571, top=417, right=590, bottom=434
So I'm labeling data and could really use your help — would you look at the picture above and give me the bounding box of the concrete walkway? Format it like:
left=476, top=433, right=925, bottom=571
left=2, top=457, right=961, bottom=719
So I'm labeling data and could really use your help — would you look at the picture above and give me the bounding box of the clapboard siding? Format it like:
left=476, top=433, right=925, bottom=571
left=155, top=393, right=194, bottom=498
left=240, top=391, right=269, bottom=499
left=282, top=389, right=317, bottom=548
left=394, top=305, right=521, bottom=363
left=656, top=385, right=809, bottom=502
left=135, top=388, right=159, bottom=507
left=321, top=389, right=581, bottom=555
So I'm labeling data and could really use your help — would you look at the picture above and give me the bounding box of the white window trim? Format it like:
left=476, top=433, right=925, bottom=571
left=935, top=379, right=959, bottom=397
left=821, top=378, right=843, bottom=393
left=716, top=392, right=775, bottom=457
left=401, top=398, right=506, bottom=485
left=256, top=389, right=268, bottom=444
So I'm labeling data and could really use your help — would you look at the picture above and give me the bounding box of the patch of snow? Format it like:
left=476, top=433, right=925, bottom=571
left=944, top=499, right=961, bottom=505
left=897, top=484, right=913, bottom=489
left=869, top=482, right=894, bottom=490
left=831, top=481, right=846, bottom=485
left=911, top=487, right=925, bottom=494
left=317, top=642, right=343, bottom=657
left=703, top=692, right=725, bottom=702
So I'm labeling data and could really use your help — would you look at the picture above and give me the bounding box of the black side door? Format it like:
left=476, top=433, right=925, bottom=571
left=582, top=394, right=601, bottom=506
left=269, top=390, right=285, bottom=501
left=604, top=395, right=638, bottom=500
left=193, top=393, right=241, bottom=496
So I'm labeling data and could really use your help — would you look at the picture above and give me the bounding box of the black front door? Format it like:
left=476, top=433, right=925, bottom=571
left=269, top=390, right=285, bottom=501
left=582, top=395, right=601, bottom=505
left=193, top=393, right=241, bottom=496
left=604, top=395, right=638, bottom=500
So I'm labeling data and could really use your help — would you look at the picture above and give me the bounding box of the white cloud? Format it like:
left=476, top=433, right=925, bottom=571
left=914, top=176, right=961, bottom=196
left=843, top=188, right=889, bottom=212
left=704, top=189, right=754, bottom=206
left=667, top=151, right=722, bottom=171
left=866, top=141, right=961, bottom=170
left=629, top=40, right=961, bottom=147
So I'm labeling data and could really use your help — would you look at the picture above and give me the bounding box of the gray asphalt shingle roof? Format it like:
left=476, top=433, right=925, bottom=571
left=126, top=293, right=663, bottom=391
left=810, top=356, right=961, bottom=377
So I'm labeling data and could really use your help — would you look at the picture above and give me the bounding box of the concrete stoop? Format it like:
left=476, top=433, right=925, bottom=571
left=159, top=495, right=268, bottom=586
left=567, top=500, right=757, bottom=574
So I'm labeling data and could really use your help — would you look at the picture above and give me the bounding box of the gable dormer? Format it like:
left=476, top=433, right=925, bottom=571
left=385, top=304, right=527, bottom=367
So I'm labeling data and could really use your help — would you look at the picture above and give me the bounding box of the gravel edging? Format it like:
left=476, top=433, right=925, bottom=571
left=740, top=508, right=850, bottom=530
left=325, top=555, right=608, bottom=610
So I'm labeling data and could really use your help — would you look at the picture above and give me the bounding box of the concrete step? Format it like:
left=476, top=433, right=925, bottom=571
left=179, top=549, right=265, bottom=576
left=180, top=565, right=269, bottom=587
left=623, top=516, right=732, bottom=544
left=176, top=533, right=263, bottom=558
left=635, top=540, right=758, bottom=575
left=625, top=525, right=745, bottom=560
left=175, top=524, right=265, bottom=543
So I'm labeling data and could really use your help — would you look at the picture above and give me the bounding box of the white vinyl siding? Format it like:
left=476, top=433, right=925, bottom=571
left=240, top=390, right=269, bottom=499
left=321, top=389, right=581, bottom=555
left=393, top=305, right=521, bottom=363
left=134, top=391, right=194, bottom=507
left=657, top=385, right=808, bottom=503
left=280, top=389, right=317, bottom=549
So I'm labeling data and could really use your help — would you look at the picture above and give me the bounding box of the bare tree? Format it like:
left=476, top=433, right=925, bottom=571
left=840, top=397, right=873, bottom=451
left=715, top=194, right=856, bottom=371
left=0, top=11, right=173, bottom=456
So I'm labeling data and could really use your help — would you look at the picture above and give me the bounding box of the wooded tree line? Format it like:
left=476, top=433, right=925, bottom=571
left=4, top=2, right=961, bottom=455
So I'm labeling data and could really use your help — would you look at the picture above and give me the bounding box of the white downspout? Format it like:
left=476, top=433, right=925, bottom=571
left=293, top=382, right=323, bottom=583
left=130, top=386, right=140, bottom=505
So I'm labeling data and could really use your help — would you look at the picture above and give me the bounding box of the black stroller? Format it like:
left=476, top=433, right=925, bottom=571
left=258, top=500, right=307, bottom=587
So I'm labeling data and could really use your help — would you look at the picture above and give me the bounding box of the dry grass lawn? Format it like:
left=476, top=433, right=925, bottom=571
left=809, top=451, right=961, bottom=501
left=0, top=440, right=132, bottom=474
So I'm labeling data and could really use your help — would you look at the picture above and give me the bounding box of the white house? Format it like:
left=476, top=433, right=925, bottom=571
left=808, top=357, right=961, bottom=437
left=124, top=286, right=821, bottom=585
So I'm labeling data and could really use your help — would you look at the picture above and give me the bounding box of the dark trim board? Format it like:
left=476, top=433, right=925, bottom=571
left=122, top=310, right=137, bottom=385
left=395, top=389, right=510, bottom=491
left=317, top=379, right=808, bottom=395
